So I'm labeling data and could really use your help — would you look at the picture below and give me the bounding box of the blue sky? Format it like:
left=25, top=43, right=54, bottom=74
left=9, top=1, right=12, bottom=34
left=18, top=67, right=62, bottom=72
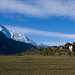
left=0, top=0, right=75, bottom=46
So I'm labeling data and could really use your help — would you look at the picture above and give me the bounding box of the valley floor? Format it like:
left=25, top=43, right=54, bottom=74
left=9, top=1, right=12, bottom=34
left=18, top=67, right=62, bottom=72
left=0, top=55, right=75, bottom=75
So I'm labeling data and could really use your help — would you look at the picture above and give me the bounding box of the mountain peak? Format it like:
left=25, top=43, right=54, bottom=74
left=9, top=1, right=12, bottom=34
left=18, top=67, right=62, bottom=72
left=0, top=24, right=48, bottom=48
left=0, top=24, right=38, bottom=47
left=0, top=24, right=11, bottom=38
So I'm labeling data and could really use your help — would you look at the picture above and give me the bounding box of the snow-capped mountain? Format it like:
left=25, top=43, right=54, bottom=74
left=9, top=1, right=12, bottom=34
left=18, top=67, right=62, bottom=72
left=38, top=43, right=48, bottom=48
left=0, top=24, right=47, bottom=48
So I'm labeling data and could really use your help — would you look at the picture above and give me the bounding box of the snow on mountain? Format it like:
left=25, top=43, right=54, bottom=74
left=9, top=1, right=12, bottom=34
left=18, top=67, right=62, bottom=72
left=0, top=24, right=11, bottom=38
left=0, top=24, right=48, bottom=48
left=38, top=43, right=49, bottom=48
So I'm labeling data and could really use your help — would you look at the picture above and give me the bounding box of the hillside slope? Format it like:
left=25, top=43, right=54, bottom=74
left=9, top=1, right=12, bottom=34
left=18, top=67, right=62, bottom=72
left=0, top=31, right=37, bottom=55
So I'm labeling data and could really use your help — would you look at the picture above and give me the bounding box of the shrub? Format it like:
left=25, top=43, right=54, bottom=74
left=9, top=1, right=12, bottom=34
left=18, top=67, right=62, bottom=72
left=39, top=51, right=43, bottom=55
left=18, top=53, right=23, bottom=56
left=71, top=52, right=75, bottom=56
left=53, top=49, right=59, bottom=53
left=58, top=52, right=62, bottom=56
left=66, top=49, right=71, bottom=56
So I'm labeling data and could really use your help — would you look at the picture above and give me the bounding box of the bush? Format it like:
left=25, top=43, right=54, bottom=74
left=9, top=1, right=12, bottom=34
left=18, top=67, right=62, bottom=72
left=66, top=49, right=71, bottom=56
left=39, top=51, right=43, bottom=55
left=71, top=52, right=75, bottom=56
left=58, top=52, right=62, bottom=56
left=53, top=49, right=59, bottom=54
left=18, top=53, right=23, bottom=56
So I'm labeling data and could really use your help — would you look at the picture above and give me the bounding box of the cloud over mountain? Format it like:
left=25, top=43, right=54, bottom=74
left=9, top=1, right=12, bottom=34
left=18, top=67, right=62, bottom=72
left=5, top=25, right=75, bottom=39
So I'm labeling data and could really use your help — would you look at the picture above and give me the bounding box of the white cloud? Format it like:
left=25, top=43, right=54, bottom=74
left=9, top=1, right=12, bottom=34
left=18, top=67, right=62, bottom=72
left=0, top=0, right=75, bottom=19
left=5, top=25, right=75, bottom=39
left=42, top=42, right=67, bottom=46
left=43, top=41, right=73, bottom=46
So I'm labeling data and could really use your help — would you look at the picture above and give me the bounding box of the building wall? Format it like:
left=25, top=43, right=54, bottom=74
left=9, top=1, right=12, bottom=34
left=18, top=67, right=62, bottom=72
left=69, top=46, right=73, bottom=52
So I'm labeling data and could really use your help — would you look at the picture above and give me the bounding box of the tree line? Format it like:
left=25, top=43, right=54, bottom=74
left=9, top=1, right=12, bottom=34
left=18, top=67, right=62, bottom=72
left=24, top=47, right=75, bottom=56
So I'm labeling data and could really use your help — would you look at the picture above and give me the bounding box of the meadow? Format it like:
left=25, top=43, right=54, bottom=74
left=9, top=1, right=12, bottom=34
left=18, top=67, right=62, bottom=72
left=0, top=55, right=75, bottom=75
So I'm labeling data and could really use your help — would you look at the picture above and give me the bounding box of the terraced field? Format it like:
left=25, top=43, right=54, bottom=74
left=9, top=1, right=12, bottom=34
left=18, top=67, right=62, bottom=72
left=0, top=55, right=75, bottom=75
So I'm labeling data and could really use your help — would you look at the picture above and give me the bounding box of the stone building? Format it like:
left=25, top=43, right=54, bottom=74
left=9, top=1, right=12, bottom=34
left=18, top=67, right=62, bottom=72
left=69, top=42, right=75, bottom=52
left=59, top=46, right=64, bottom=50
left=50, top=46, right=57, bottom=50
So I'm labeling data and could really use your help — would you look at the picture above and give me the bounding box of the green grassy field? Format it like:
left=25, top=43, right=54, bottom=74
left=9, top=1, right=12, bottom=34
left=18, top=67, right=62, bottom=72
left=0, top=55, right=75, bottom=75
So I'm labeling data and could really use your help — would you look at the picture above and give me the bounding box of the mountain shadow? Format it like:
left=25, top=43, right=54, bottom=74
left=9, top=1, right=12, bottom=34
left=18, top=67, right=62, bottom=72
left=0, top=31, right=37, bottom=55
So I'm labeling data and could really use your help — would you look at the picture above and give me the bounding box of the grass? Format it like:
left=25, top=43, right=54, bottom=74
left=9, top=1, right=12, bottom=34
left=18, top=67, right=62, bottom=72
left=0, top=55, right=75, bottom=75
